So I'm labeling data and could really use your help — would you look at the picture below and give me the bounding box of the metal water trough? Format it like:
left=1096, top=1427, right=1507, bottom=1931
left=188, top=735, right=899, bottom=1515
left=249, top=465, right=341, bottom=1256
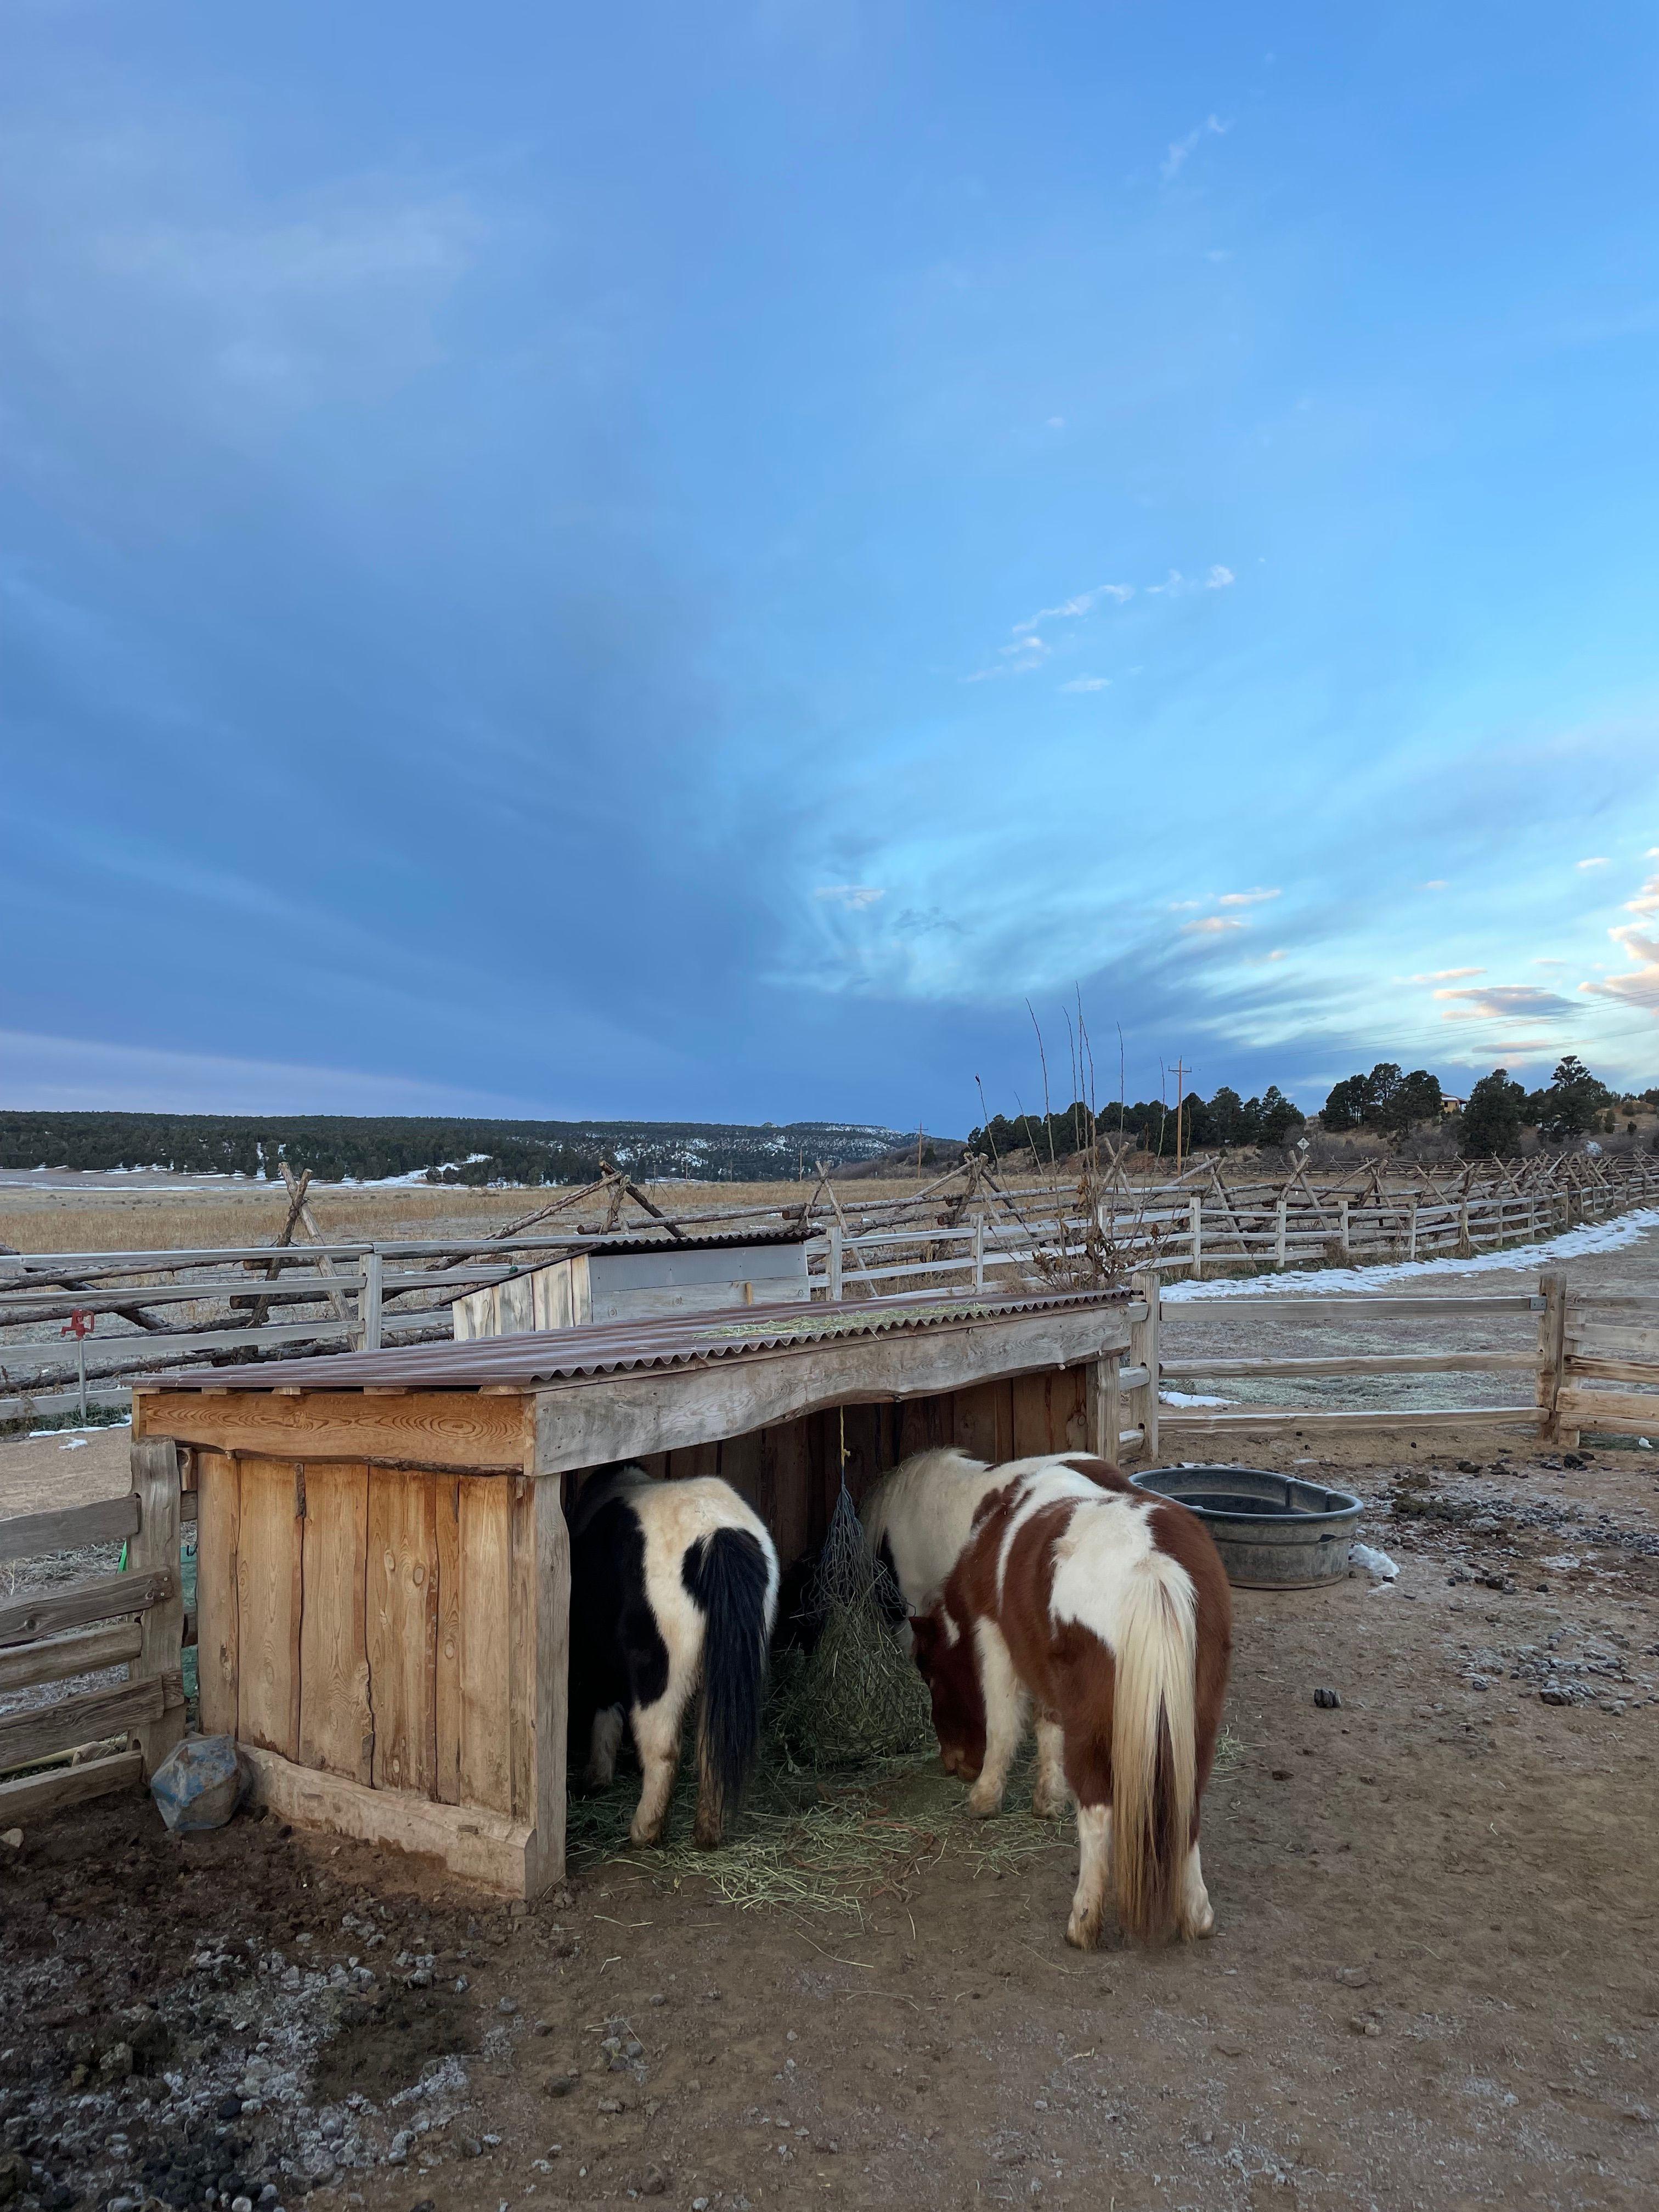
left=1131, top=1465, right=1363, bottom=1589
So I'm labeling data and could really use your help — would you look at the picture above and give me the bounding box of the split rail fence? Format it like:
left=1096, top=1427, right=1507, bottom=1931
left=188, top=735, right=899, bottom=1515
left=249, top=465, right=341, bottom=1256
left=3, top=1154, right=1656, bottom=1425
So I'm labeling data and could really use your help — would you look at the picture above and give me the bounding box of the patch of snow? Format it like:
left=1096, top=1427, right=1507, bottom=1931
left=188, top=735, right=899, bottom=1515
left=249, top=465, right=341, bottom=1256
left=1159, top=1388, right=1232, bottom=1407
left=1163, top=1205, right=1659, bottom=1305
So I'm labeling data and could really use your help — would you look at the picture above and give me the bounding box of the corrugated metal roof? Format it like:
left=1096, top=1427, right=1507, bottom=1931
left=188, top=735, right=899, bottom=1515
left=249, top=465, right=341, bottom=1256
left=141, top=1285, right=1127, bottom=1395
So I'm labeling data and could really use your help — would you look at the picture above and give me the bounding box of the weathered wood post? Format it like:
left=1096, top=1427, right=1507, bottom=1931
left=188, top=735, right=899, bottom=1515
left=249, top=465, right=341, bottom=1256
left=358, top=1249, right=383, bottom=1352
left=1537, top=1270, right=1568, bottom=1446
left=826, top=1224, right=844, bottom=1303
left=1457, top=1200, right=1472, bottom=1259
left=972, top=1215, right=986, bottom=1290
left=1189, top=1196, right=1203, bottom=1283
left=128, top=1437, right=186, bottom=1777
left=512, top=1474, right=569, bottom=1898
left=1091, top=1350, right=1123, bottom=1464
left=1273, top=1194, right=1288, bottom=1271
left=1338, top=1197, right=1351, bottom=1259
left=1128, top=1268, right=1160, bottom=1462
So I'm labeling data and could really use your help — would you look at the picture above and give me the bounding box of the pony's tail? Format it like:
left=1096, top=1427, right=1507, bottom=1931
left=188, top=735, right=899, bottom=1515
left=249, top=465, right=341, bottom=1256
left=1110, top=1557, right=1198, bottom=1944
left=683, top=1526, right=776, bottom=1843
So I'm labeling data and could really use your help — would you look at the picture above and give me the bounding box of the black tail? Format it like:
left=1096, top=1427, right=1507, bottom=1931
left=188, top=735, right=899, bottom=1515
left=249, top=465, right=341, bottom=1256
left=682, top=1526, right=774, bottom=1842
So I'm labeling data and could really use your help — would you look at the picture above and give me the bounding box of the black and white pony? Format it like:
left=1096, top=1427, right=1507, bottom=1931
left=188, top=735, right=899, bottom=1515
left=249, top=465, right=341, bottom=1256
left=569, top=1464, right=780, bottom=1848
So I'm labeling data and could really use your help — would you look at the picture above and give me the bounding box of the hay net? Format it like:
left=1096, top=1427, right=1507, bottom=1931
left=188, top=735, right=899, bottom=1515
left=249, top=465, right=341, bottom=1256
left=770, top=1478, right=936, bottom=1768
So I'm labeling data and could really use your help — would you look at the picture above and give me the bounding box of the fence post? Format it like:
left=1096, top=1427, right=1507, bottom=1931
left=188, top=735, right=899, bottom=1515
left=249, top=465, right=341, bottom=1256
left=358, top=1249, right=383, bottom=1352
left=972, top=1216, right=985, bottom=1291
left=1091, top=1350, right=1124, bottom=1463
left=1273, top=1194, right=1288, bottom=1271
left=827, top=1223, right=844, bottom=1303
left=1128, top=1268, right=1160, bottom=1462
left=1189, top=1197, right=1203, bottom=1283
left=128, top=1436, right=185, bottom=1779
left=1408, top=1200, right=1419, bottom=1262
left=1537, top=1269, right=1568, bottom=1444
left=1457, top=1200, right=1471, bottom=1259
left=1338, top=1198, right=1351, bottom=1259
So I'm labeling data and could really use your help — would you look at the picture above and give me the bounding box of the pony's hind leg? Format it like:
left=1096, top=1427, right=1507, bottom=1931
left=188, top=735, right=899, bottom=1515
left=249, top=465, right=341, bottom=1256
left=1066, top=1802, right=1113, bottom=1950
left=628, top=1688, right=690, bottom=1846
left=585, top=1705, right=625, bottom=1789
left=1178, top=1839, right=1215, bottom=1939
left=966, top=1621, right=1028, bottom=1817
left=1031, top=1716, right=1069, bottom=1819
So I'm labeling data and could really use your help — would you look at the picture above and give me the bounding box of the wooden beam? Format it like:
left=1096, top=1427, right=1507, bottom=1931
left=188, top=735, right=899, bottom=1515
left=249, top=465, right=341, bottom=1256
left=531, top=1308, right=1131, bottom=1476
left=515, top=1475, right=569, bottom=1898
left=128, top=1437, right=186, bottom=1775
left=1155, top=1406, right=1533, bottom=1433
left=0, top=1674, right=177, bottom=1776
left=0, top=1493, right=140, bottom=1567
left=1555, top=1386, right=1659, bottom=1434
left=0, top=1568, right=173, bottom=1649
left=240, top=1742, right=537, bottom=1896
left=0, top=1619, right=143, bottom=1696
left=0, top=1749, right=145, bottom=1824
left=1158, top=1352, right=1538, bottom=1379
left=133, top=1388, right=535, bottom=1471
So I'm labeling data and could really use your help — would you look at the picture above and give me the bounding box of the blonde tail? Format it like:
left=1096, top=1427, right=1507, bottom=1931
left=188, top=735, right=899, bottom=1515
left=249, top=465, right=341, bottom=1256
left=1110, top=1560, right=1198, bottom=1943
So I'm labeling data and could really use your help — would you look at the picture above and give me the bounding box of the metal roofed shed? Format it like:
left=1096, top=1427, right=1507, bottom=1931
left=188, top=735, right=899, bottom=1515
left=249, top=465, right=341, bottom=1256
left=131, top=1279, right=1158, bottom=1897
left=451, top=1227, right=811, bottom=1339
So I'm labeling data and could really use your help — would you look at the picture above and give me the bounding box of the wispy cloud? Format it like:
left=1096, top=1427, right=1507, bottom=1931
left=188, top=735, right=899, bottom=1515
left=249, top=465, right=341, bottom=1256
left=1533, top=957, right=1568, bottom=967
left=1059, top=675, right=1111, bottom=693
left=1576, top=855, right=1609, bottom=869
left=1624, top=874, right=1659, bottom=915
left=814, top=884, right=885, bottom=910
left=1012, top=584, right=1133, bottom=637
left=1266, top=949, right=1288, bottom=961
left=1181, top=915, right=1245, bottom=936
left=1146, top=565, right=1235, bottom=596
left=1217, top=886, right=1280, bottom=907
left=1434, top=985, right=1577, bottom=1022
left=1405, top=966, right=1485, bottom=982
left=1161, top=115, right=1231, bottom=182
left=1581, top=926, right=1659, bottom=1014
left=1419, top=879, right=1448, bottom=890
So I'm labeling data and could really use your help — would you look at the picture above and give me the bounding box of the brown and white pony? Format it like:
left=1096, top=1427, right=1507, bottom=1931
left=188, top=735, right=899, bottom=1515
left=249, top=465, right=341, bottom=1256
left=569, top=1465, right=780, bottom=1849
left=911, top=1456, right=1231, bottom=1949
left=859, top=1447, right=1098, bottom=1618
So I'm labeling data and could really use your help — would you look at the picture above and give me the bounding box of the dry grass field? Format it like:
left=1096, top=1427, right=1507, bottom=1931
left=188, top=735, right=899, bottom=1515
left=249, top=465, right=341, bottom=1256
left=0, top=1177, right=931, bottom=1257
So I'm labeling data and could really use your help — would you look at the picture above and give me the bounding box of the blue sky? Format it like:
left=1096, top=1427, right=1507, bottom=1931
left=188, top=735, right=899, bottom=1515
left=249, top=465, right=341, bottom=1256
left=4, top=2, right=1658, bottom=1132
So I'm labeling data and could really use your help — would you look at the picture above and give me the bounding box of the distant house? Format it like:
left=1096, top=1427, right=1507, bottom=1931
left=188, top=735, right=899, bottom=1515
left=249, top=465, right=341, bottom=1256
left=1440, top=1096, right=1466, bottom=1115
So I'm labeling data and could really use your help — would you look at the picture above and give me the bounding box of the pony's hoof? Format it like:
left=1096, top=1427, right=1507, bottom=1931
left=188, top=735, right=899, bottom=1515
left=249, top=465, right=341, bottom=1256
left=1181, top=1899, right=1216, bottom=1939
left=1065, top=1907, right=1102, bottom=1951
left=628, top=1821, right=665, bottom=1848
left=690, top=1821, right=723, bottom=1852
left=965, top=1785, right=1002, bottom=1819
left=1031, top=1787, right=1068, bottom=1821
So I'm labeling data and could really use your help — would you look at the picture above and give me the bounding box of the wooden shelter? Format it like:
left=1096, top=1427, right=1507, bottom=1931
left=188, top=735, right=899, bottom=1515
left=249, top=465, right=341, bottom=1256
left=129, top=1285, right=1149, bottom=1895
left=451, top=1228, right=811, bottom=1339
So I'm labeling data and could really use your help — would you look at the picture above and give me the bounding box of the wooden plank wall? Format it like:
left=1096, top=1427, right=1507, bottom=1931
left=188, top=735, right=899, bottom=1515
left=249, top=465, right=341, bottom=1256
left=194, top=1455, right=531, bottom=1816
left=633, top=1365, right=1091, bottom=1566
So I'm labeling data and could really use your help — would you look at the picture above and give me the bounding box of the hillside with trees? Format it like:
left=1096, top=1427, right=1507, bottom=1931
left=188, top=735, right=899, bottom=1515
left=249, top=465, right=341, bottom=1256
left=0, top=1112, right=909, bottom=1187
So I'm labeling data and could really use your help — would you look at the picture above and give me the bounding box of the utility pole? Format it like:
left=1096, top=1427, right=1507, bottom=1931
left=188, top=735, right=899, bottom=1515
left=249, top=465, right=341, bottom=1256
left=1173, top=1059, right=1186, bottom=1173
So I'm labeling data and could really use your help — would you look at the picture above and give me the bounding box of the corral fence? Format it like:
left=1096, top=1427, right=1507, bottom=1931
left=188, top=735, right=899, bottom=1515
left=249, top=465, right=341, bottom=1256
left=3, top=1269, right=1655, bottom=1825
left=1, top=1438, right=190, bottom=1824
left=3, top=1152, right=1656, bottom=1425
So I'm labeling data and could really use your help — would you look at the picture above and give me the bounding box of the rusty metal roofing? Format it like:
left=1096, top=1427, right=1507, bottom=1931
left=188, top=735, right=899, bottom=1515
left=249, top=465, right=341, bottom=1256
left=139, top=1285, right=1128, bottom=1394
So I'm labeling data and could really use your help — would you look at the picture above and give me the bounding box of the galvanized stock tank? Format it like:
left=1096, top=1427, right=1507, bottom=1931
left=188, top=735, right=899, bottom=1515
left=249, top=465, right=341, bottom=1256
left=1130, top=1465, right=1363, bottom=1589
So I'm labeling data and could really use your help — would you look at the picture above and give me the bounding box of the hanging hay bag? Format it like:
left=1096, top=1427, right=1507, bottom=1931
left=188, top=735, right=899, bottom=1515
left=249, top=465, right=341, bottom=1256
left=769, top=1484, right=936, bottom=1768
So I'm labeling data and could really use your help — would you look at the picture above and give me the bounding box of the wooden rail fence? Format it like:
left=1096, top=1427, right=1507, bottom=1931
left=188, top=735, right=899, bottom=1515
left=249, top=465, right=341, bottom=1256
left=3, top=1154, right=1656, bottom=1422
left=0, top=1438, right=190, bottom=1819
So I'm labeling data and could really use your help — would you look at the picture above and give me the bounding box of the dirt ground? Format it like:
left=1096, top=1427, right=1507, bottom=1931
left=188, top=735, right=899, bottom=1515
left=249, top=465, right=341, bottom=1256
left=4, top=1427, right=1658, bottom=2212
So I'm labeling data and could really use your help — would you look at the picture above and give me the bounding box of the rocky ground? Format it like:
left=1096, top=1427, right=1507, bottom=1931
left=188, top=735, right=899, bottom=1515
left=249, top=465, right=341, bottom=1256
left=3, top=1430, right=1658, bottom=2212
